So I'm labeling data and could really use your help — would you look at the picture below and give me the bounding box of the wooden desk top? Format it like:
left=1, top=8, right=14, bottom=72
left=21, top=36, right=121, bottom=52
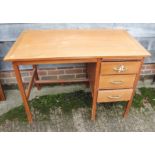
left=4, top=29, right=150, bottom=62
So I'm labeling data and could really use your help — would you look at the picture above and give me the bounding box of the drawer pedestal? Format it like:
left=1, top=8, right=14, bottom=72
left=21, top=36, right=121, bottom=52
left=87, top=59, right=143, bottom=120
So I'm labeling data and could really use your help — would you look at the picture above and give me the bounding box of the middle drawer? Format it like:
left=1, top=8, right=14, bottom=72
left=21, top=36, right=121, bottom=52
left=99, top=74, right=136, bottom=89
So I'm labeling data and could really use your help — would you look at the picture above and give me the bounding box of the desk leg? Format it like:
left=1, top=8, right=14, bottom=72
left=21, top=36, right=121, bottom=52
left=33, top=65, right=41, bottom=90
left=0, top=82, right=5, bottom=101
left=124, top=59, right=144, bottom=117
left=91, top=92, right=98, bottom=121
left=13, top=63, right=32, bottom=123
left=91, top=60, right=101, bottom=121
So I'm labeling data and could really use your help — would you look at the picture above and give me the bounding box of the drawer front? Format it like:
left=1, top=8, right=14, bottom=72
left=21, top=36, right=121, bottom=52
left=100, top=61, right=141, bottom=75
left=97, top=89, right=133, bottom=103
left=99, top=75, right=136, bottom=89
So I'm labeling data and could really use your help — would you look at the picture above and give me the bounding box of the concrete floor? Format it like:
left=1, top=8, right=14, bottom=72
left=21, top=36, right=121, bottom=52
left=0, top=79, right=155, bottom=132
left=0, top=84, right=87, bottom=116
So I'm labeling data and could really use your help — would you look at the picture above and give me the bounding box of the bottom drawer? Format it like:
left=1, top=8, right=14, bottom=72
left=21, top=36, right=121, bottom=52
left=97, top=89, right=133, bottom=103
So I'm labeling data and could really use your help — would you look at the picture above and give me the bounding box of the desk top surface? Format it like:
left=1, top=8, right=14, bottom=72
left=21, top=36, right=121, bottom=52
left=4, top=29, right=150, bottom=62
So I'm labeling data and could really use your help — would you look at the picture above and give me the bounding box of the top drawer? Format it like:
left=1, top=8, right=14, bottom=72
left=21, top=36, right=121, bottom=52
left=100, top=61, right=141, bottom=75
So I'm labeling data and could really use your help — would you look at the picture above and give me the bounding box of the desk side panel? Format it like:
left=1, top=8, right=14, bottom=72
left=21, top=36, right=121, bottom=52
left=87, top=63, right=97, bottom=96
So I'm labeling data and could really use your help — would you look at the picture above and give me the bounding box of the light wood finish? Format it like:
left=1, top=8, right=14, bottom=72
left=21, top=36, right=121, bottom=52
left=99, top=74, right=136, bottom=89
left=0, top=82, right=5, bottom=101
left=3, top=29, right=151, bottom=122
left=26, top=68, right=36, bottom=99
left=4, top=29, right=150, bottom=62
left=87, top=63, right=97, bottom=97
left=33, top=65, right=41, bottom=90
left=13, top=58, right=98, bottom=65
left=12, top=63, right=32, bottom=123
left=97, top=89, right=133, bottom=103
left=91, top=59, right=101, bottom=121
left=102, top=58, right=142, bottom=61
left=100, top=61, right=141, bottom=75
left=124, top=59, right=144, bottom=117
left=35, top=79, right=89, bottom=84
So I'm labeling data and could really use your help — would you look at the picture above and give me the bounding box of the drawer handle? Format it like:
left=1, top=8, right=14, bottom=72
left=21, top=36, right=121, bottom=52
left=108, top=95, right=121, bottom=99
left=110, top=81, right=124, bottom=84
left=113, top=65, right=128, bottom=73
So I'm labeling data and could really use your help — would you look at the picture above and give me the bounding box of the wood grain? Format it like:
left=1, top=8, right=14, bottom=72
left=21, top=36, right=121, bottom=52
left=99, top=74, right=136, bottom=89
left=97, top=89, right=133, bottom=103
left=3, top=29, right=151, bottom=122
left=87, top=63, right=97, bottom=97
left=100, top=61, right=141, bottom=75
left=90, top=59, right=101, bottom=120
left=4, top=29, right=150, bottom=61
left=35, top=79, right=89, bottom=84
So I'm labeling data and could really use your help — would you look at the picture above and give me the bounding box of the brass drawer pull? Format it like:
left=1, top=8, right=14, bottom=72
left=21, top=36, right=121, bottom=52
left=113, top=65, right=128, bottom=73
left=107, top=95, right=121, bottom=99
left=110, top=81, right=124, bottom=84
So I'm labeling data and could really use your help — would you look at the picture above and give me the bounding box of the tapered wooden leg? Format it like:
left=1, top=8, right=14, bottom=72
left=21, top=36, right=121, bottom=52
left=124, top=59, right=144, bottom=118
left=26, top=68, right=36, bottom=100
left=91, top=59, right=101, bottom=121
left=124, top=99, right=133, bottom=117
left=13, top=63, right=32, bottom=123
left=91, top=93, right=98, bottom=121
left=33, top=65, right=41, bottom=90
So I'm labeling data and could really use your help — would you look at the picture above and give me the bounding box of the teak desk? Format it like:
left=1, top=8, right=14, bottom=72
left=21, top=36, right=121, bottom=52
left=4, top=29, right=150, bottom=123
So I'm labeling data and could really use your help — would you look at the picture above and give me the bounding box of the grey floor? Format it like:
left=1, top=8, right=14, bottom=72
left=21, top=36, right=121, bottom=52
left=0, top=79, right=155, bottom=132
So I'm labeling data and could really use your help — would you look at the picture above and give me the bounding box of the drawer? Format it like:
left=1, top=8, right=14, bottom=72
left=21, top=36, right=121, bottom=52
left=99, top=74, right=136, bottom=89
left=100, top=61, right=141, bottom=75
left=97, top=89, right=133, bottom=103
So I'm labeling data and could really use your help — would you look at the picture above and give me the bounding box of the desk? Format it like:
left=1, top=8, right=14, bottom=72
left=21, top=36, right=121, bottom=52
left=4, top=29, right=150, bottom=123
